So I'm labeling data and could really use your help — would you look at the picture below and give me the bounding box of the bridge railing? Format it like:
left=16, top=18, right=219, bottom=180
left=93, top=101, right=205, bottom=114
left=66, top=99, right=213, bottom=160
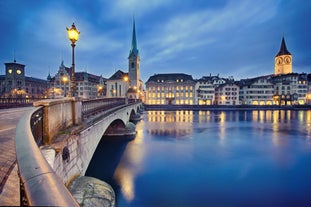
left=81, top=98, right=142, bottom=119
left=0, top=97, right=46, bottom=109
left=81, top=97, right=125, bottom=119
left=15, top=106, right=79, bottom=206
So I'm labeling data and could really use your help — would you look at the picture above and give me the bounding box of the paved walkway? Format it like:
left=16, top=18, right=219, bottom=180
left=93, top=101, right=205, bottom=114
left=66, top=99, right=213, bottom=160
left=0, top=107, right=32, bottom=206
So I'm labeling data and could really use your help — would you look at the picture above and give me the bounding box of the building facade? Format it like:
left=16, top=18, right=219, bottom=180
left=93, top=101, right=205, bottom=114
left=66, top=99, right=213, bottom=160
left=0, top=60, right=48, bottom=98
left=195, top=76, right=215, bottom=105
left=271, top=73, right=308, bottom=105
left=214, top=83, right=239, bottom=105
left=238, top=75, right=274, bottom=105
left=106, top=70, right=129, bottom=98
left=146, top=73, right=196, bottom=105
left=48, top=61, right=106, bottom=99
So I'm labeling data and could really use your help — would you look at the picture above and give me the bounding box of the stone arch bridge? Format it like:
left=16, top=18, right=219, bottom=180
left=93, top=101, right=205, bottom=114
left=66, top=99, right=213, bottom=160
left=15, top=98, right=143, bottom=206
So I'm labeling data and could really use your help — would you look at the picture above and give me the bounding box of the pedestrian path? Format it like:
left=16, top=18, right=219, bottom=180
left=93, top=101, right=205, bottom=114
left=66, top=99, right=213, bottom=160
left=0, top=107, right=32, bottom=206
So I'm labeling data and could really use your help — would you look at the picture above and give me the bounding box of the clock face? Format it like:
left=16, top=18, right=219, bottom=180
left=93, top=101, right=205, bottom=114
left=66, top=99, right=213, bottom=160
left=285, top=56, right=291, bottom=64
left=8, top=69, right=12, bottom=74
left=16, top=69, right=21, bottom=74
left=276, top=57, right=283, bottom=65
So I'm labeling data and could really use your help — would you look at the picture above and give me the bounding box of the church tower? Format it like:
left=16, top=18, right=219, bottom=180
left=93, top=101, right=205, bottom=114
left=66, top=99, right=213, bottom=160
left=128, top=18, right=140, bottom=90
left=274, top=36, right=292, bottom=75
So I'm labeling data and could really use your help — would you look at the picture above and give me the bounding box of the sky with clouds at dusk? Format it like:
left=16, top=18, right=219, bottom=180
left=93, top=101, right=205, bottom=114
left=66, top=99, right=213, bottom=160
left=0, top=0, right=310, bottom=82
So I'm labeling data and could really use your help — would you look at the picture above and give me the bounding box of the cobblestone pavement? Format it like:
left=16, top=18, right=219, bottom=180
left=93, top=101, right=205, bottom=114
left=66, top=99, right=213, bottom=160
left=0, top=107, right=32, bottom=206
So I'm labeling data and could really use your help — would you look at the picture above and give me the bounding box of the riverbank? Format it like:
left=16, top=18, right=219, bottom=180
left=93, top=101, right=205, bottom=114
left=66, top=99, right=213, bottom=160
left=144, top=104, right=311, bottom=111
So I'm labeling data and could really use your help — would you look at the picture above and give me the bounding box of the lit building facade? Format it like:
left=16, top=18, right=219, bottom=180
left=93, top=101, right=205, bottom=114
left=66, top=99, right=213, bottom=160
left=195, top=76, right=215, bottom=105
left=48, top=61, right=106, bottom=99
left=146, top=73, right=196, bottom=105
left=271, top=73, right=308, bottom=105
left=238, top=75, right=274, bottom=105
left=214, top=83, right=239, bottom=105
left=106, top=70, right=129, bottom=98
left=0, top=60, right=48, bottom=98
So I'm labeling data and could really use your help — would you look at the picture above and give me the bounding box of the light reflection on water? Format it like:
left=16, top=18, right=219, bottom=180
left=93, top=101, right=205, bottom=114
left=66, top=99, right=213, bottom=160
left=86, top=110, right=311, bottom=207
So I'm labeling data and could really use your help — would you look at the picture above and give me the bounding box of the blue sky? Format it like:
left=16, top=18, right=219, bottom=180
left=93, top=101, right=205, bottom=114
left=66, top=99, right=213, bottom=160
left=0, top=0, right=310, bottom=82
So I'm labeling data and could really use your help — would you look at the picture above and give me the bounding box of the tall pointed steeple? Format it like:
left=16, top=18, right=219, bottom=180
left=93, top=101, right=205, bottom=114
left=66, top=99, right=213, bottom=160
left=276, top=36, right=291, bottom=57
left=128, top=17, right=141, bottom=96
left=129, top=17, right=139, bottom=57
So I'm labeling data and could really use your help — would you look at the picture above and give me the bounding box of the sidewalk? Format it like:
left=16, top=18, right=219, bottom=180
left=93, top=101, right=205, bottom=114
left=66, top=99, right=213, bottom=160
left=0, top=107, right=31, bottom=206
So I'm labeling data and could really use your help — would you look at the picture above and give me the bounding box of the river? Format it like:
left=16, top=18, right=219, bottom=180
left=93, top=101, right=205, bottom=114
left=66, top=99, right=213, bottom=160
left=86, top=110, right=311, bottom=207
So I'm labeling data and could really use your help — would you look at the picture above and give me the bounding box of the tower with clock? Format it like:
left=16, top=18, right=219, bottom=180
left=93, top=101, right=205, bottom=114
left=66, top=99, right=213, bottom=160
left=4, top=60, right=26, bottom=94
left=128, top=18, right=141, bottom=92
left=274, top=36, right=292, bottom=75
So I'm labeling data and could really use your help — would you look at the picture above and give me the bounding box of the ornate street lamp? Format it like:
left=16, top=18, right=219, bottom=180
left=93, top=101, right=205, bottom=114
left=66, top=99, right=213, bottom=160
left=66, top=23, right=80, bottom=97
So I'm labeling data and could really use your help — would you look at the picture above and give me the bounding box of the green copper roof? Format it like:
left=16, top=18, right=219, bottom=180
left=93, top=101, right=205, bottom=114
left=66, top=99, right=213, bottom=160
left=129, top=18, right=139, bottom=57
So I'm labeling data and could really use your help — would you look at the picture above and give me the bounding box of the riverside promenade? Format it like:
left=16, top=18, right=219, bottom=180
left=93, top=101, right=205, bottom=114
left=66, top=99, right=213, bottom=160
left=0, top=107, right=32, bottom=206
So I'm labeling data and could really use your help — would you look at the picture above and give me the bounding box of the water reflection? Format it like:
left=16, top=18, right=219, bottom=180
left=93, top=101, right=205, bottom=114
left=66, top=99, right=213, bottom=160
left=87, top=109, right=311, bottom=207
left=112, top=120, right=146, bottom=202
left=147, top=111, right=194, bottom=138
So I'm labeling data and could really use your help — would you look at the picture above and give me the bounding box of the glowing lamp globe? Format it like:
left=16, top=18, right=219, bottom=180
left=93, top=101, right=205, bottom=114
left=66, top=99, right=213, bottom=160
left=66, top=23, right=80, bottom=43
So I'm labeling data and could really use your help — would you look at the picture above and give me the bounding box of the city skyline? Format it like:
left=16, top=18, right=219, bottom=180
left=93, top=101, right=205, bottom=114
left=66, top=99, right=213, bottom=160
left=0, top=0, right=311, bottom=82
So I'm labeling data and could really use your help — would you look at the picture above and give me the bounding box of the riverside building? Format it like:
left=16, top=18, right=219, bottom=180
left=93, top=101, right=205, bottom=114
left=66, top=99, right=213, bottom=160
left=238, top=75, right=275, bottom=105
left=145, top=73, right=196, bottom=105
left=214, top=82, right=240, bottom=105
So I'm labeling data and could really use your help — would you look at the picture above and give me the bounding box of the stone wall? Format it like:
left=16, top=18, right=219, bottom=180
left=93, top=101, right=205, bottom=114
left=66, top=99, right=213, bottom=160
left=34, top=98, right=82, bottom=144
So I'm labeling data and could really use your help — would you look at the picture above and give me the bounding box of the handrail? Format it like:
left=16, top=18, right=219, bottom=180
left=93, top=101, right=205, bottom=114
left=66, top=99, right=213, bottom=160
left=15, top=106, right=79, bottom=206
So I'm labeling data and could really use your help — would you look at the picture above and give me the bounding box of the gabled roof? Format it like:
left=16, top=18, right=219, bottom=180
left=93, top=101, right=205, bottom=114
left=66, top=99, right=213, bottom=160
left=276, top=36, right=291, bottom=57
left=108, top=70, right=127, bottom=80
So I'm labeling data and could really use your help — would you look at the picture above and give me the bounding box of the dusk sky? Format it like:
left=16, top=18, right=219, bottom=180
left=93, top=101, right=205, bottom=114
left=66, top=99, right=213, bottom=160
left=0, top=0, right=310, bottom=82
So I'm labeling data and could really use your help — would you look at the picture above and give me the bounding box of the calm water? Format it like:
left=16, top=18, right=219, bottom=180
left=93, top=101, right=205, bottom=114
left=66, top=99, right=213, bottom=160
left=86, top=110, right=311, bottom=207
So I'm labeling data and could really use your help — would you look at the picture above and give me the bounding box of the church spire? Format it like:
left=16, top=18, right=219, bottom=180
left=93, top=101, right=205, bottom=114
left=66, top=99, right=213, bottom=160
left=276, top=35, right=291, bottom=57
left=129, top=17, right=139, bottom=57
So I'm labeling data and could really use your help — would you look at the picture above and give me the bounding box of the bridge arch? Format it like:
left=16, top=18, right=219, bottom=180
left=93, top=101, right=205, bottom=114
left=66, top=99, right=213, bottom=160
left=104, top=119, right=126, bottom=136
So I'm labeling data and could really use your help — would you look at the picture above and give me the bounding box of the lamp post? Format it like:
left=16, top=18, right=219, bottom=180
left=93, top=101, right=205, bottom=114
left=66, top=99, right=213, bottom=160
left=62, top=76, right=68, bottom=97
left=66, top=23, right=80, bottom=97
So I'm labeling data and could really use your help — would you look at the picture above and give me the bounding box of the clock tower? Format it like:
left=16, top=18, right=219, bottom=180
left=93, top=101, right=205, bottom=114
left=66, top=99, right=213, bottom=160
left=128, top=18, right=141, bottom=91
left=4, top=60, right=26, bottom=94
left=274, top=36, right=292, bottom=75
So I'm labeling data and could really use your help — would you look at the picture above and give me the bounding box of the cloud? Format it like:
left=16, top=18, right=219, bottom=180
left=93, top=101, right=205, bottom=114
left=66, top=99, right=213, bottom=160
left=141, top=0, right=279, bottom=69
left=108, top=0, right=174, bottom=17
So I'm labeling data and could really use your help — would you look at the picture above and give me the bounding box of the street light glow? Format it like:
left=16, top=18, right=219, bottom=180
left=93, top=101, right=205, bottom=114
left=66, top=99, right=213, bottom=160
left=66, top=23, right=80, bottom=43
